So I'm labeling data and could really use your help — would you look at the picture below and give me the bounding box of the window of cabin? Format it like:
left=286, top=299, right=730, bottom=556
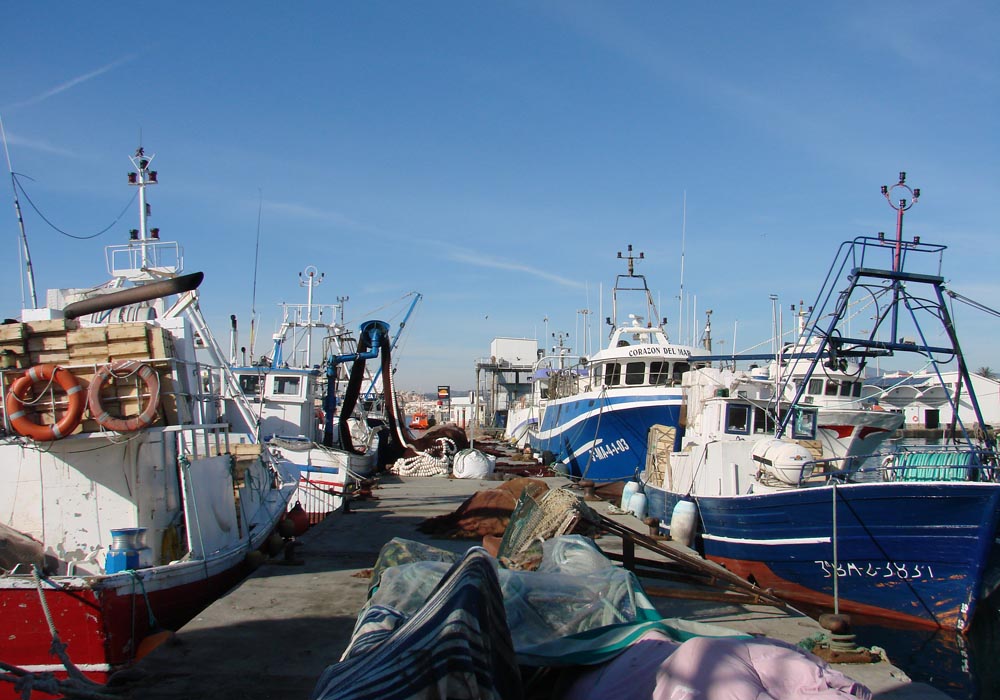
left=625, top=361, right=646, bottom=385
left=852, top=382, right=862, bottom=397
left=753, top=406, right=775, bottom=434
left=672, top=362, right=690, bottom=383
left=725, top=404, right=751, bottom=434
left=239, top=374, right=262, bottom=397
left=792, top=407, right=818, bottom=439
left=650, top=361, right=669, bottom=384
left=604, top=363, right=622, bottom=386
left=273, top=376, right=302, bottom=396
left=839, top=381, right=854, bottom=397
left=824, top=380, right=839, bottom=396
left=808, top=378, right=823, bottom=395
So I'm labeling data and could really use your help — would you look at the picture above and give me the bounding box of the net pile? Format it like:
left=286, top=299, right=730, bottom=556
left=497, top=487, right=598, bottom=561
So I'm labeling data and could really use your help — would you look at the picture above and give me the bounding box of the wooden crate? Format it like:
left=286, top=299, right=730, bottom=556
left=107, top=323, right=149, bottom=341
left=29, top=350, right=72, bottom=365
left=108, top=339, right=151, bottom=361
left=27, top=335, right=69, bottom=353
left=149, top=326, right=175, bottom=358
left=67, top=327, right=108, bottom=345
left=68, top=343, right=111, bottom=362
left=0, top=323, right=26, bottom=343
left=0, top=346, right=28, bottom=370
left=25, top=319, right=77, bottom=335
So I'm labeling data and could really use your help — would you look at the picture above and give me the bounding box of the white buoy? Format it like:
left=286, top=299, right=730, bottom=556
left=629, top=492, right=648, bottom=520
left=620, top=481, right=639, bottom=511
left=669, top=499, right=697, bottom=547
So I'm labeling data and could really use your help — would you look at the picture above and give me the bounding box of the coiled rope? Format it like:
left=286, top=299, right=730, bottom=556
left=389, top=436, right=456, bottom=477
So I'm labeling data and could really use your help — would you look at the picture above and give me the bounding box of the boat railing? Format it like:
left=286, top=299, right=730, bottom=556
left=803, top=445, right=999, bottom=486
left=166, top=422, right=232, bottom=459
left=106, top=240, right=184, bottom=278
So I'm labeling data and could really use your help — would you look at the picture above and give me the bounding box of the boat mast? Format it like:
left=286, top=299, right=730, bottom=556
left=882, top=172, right=919, bottom=345
left=300, top=265, right=324, bottom=366
left=127, top=147, right=158, bottom=275
left=678, top=191, right=686, bottom=342
left=1, top=116, right=38, bottom=309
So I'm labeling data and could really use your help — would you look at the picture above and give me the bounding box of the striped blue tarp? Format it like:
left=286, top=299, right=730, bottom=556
left=310, top=547, right=521, bottom=700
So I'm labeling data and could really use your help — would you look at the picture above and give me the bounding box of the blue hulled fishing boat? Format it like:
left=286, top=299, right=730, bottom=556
left=643, top=173, right=1000, bottom=631
left=528, top=245, right=709, bottom=482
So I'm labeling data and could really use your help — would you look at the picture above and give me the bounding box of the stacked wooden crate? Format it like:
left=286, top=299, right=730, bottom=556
left=0, top=322, right=29, bottom=371
left=1, top=320, right=179, bottom=436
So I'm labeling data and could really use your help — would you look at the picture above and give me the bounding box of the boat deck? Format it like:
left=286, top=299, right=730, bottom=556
left=121, top=473, right=947, bottom=699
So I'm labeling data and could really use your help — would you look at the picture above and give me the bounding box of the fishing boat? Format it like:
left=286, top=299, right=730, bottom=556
left=527, top=245, right=710, bottom=482
left=0, top=148, right=299, bottom=695
left=643, top=173, right=1000, bottom=631
left=409, top=411, right=430, bottom=430
left=228, top=276, right=419, bottom=521
left=502, top=366, right=549, bottom=448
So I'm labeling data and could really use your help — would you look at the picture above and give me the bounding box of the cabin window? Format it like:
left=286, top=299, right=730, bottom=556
left=650, top=361, right=669, bottom=384
left=273, top=376, right=302, bottom=396
left=792, top=407, right=818, bottom=439
left=725, top=404, right=751, bottom=434
left=625, top=361, right=646, bottom=386
left=239, top=374, right=262, bottom=397
left=604, top=363, right=622, bottom=386
left=808, top=378, right=823, bottom=395
left=824, top=380, right=839, bottom=396
left=839, top=381, right=854, bottom=397
left=753, top=406, right=775, bottom=434
left=672, top=362, right=690, bottom=383
left=852, top=382, right=862, bottom=397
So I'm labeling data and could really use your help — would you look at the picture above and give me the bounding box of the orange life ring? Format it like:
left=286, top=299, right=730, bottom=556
left=87, top=360, right=161, bottom=432
left=5, top=364, right=85, bottom=440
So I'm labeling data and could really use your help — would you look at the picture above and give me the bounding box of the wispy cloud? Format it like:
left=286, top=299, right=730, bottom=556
left=448, top=247, right=586, bottom=289
left=264, top=199, right=376, bottom=233
left=10, top=54, right=138, bottom=110
left=0, top=129, right=78, bottom=158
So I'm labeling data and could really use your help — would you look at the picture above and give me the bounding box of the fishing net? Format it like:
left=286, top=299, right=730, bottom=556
left=497, top=487, right=599, bottom=560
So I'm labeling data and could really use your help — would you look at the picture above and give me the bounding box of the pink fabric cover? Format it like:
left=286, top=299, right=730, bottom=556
left=563, top=632, right=872, bottom=700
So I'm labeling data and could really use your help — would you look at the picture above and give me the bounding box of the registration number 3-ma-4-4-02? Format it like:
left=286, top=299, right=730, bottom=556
left=815, top=561, right=936, bottom=580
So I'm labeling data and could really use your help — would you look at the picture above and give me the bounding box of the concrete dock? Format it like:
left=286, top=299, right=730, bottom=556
left=121, top=474, right=949, bottom=699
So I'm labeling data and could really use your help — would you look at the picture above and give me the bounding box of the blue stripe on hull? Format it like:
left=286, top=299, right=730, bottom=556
left=528, top=392, right=681, bottom=482
left=646, top=482, right=1000, bottom=629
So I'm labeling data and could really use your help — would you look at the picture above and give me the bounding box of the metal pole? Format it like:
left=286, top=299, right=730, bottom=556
left=832, top=483, right=840, bottom=615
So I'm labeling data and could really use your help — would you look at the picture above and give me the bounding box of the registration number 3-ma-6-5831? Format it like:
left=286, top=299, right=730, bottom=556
left=815, top=560, right=936, bottom=580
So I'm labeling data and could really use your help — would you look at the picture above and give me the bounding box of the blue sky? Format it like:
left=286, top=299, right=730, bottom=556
left=2, top=2, right=998, bottom=393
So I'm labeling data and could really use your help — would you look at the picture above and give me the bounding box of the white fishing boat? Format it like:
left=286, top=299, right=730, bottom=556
left=0, top=147, right=299, bottom=695
left=228, top=274, right=392, bottom=521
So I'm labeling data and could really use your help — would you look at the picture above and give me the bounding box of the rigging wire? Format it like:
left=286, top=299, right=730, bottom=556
left=249, top=189, right=263, bottom=358
left=13, top=173, right=137, bottom=240
left=946, top=289, right=1000, bottom=319
left=1, top=115, right=35, bottom=309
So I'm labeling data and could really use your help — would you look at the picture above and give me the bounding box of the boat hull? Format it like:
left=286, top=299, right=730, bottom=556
left=646, top=481, right=1000, bottom=630
left=0, top=550, right=260, bottom=698
left=273, top=441, right=376, bottom=519
left=529, top=388, right=682, bottom=482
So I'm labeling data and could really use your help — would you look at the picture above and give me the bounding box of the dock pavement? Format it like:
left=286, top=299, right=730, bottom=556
left=121, top=473, right=948, bottom=699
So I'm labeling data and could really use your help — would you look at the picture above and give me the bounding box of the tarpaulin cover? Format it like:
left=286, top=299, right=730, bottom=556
left=310, top=547, right=520, bottom=700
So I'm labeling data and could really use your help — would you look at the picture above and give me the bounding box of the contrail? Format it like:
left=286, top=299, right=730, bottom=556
left=10, top=53, right=137, bottom=109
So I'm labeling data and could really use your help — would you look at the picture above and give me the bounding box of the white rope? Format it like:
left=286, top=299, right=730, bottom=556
left=389, top=436, right=456, bottom=477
